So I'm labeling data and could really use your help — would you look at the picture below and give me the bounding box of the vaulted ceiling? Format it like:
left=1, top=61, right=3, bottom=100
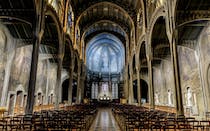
left=71, top=0, right=143, bottom=49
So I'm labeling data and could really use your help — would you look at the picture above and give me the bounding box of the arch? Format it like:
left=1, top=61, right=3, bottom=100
left=177, top=19, right=210, bottom=28
left=148, top=7, right=168, bottom=49
left=86, top=33, right=125, bottom=73
left=133, top=79, right=138, bottom=103
left=45, top=5, right=63, bottom=35
left=62, top=79, right=69, bottom=103
left=174, top=1, right=210, bottom=28
left=15, top=91, right=23, bottom=107
left=139, top=41, right=147, bottom=70
left=150, top=16, right=171, bottom=61
left=82, top=20, right=127, bottom=39
left=41, top=13, right=62, bottom=64
left=16, top=84, right=25, bottom=93
left=63, top=39, right=72, bottom=69
left=75, top=2, right=135, bottom=31
left=140, top=79, right=149, bottom=103
left=8, top=93, right=15, bottom=115
left=0, top=17, right=32, bottom=27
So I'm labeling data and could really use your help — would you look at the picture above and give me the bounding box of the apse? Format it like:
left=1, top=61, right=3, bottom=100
left=86, top=33, right=125, bottom=74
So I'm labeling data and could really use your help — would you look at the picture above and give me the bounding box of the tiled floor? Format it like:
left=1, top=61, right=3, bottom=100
left=89, top=108, right=121, bottom=131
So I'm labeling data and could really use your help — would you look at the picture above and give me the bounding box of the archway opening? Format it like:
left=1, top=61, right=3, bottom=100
left=14, top=91, right=23, bottom=114
left=72, top=79, right=77, bottom=103
left=86, top=33, right=125, bottom=101
left=151, top=16, right=173, bottom=106
left=140, top=79, right=148, bottom=104
left=62, top=79, right=69, bottom=103
left=133, top=79, right=138, bottom=103
left=8, top=94, right=15, bottom=115
left=37, top=14, right=60, bottom=107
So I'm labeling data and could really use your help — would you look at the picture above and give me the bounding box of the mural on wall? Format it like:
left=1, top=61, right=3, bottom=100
left=199, top=27, right=210, bottom=100
left=0, top=30, right=6, bottom=99
left=47, top=64, right=58, bottom=100
left=36, top=60, right=48, bottom=94
left=153, top=60, right=175, bottom=106
left=178, top=46, right=201, bottom=116
left=163, top=60, right=175, bottom=107
left=9, top=45, right=32, bottom=91
left=153, top=67, right=163, bottom=105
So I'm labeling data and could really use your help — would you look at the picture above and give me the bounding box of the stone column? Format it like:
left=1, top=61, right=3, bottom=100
left=171, top=29, right=184, bottom=115
left=148, top=56, right=154, bottom=109
left=81, top=76, right=85, bottom=102
left=136, top=67, right=141, bottom=106
left=68, top=66, right=73, bottom=105
left=76, top=60, right=81, bottom=104
left=68, top=55, right=74, bottom=105
left=25, top=0, right=45, bottom=114
left=80, top=64, right=85, bottom=102
left=124, top=66, right=129, bottom=102
left=44, top=61, right=50, bottom=105
left=128, top=64, right=134, bottom=104
left=115, top=83, right=118, bottom=99
left=55, top=34, right=64, bottom=109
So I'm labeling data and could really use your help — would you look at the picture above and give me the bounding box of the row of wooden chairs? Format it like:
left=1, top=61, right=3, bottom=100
left=0, top=104, right=97, bottom=131
left=112, top=104, right=210, bottom=131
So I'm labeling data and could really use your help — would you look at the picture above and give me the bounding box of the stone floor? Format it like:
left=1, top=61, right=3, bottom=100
left=89, top=108, right=121, bottom=131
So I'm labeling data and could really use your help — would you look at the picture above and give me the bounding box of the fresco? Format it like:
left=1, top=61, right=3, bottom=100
left=9, top=45, right=32, bottom=91
left=177, top=46, right=201, bottom=116
left=0, top=30, right=6, bottom=100
left=86, top=33, right=125, bottom=73
left=153, top=60, right=175, bottom=106
left=36, top=60, right=48, bottom=93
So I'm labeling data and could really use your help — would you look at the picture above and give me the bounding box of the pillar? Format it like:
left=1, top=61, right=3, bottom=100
left=44, top=61, right=50, bottom=105
left=68, top=66, right=73, bottom=105
left=123, top=65, right=129, bottom=102
left=136, top=67, right=142, bottom=106
left=25, top=0, right=45, bottom=114
left=76, top=60, right=81, bottom=104
left=128, top=64, right=134, bottom=104
left=80, top=63, right=85, bottom=102
left=55, top=34, right=64, bottom=109
left=171, top=29, right=184, bottom=115
left=148, top=56, right=154, bottom=109
left=68, top=55, right=74, bottom=105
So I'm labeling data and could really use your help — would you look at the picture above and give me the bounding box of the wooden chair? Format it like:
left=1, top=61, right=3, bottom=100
left=0, top=119, right=7, bottom=131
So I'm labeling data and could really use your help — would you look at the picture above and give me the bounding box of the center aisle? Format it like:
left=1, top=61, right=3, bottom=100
left=88, top=108, right=121, bottom=131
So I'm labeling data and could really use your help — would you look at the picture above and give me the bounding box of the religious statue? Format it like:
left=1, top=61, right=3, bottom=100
left=168, top=89, right=172, bottom=106
left=186, top=87, right=192, bottom=106
left=154, top=92, right=159, bottom=105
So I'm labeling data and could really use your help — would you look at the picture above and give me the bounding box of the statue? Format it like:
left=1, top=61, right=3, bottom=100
left=154, top=92, right=159, bottom=105
left=168, top=89, right=172, bottom=106
left=186, top=87, right=192, bottom=106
